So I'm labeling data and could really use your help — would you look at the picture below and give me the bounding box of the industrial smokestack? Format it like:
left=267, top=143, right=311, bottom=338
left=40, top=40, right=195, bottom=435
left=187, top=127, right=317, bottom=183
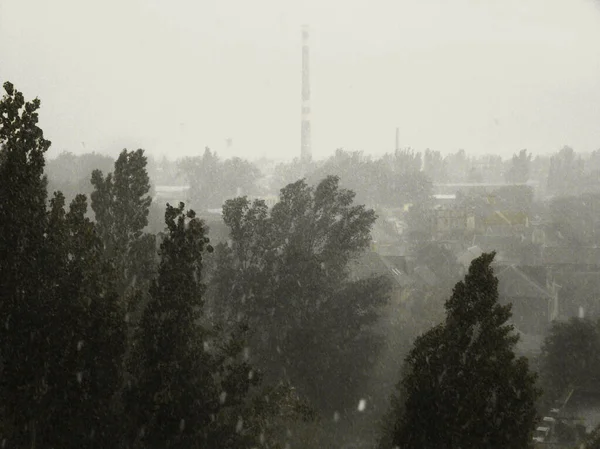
left=301, top=25, right=312, bottom=164
left=395, top=127, right=399, bottom=152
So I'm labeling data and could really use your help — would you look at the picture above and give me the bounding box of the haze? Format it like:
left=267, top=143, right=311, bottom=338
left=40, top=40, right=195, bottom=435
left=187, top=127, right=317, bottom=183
left=2, top=0, right=600, bottom=161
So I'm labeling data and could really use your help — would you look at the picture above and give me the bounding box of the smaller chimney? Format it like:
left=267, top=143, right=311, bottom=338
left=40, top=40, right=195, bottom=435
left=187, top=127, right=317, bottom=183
left=395, top=127, right=399, bottom=152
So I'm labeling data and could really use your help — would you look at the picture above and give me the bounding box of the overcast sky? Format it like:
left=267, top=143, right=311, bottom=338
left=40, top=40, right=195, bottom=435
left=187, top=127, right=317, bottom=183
left=2, top=0, right=600, bottom=162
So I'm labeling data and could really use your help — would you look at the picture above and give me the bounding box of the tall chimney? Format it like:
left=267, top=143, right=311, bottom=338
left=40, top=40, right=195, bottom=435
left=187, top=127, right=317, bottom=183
left=395, top=127, right=399, bottom=152
left=301, top=25, right=312, bottom=164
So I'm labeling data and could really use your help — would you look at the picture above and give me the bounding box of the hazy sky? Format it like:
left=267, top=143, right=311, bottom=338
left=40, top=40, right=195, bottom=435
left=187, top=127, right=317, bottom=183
left=2, top=0, right=600, bottom=161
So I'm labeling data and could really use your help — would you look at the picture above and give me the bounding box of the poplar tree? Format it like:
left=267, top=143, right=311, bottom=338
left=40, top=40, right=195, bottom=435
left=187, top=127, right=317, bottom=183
left=380, top=253, right=540, bottom=449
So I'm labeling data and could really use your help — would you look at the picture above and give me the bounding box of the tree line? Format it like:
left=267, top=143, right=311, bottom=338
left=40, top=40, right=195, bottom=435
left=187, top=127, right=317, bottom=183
left=3, top=81, right=587, bottom=449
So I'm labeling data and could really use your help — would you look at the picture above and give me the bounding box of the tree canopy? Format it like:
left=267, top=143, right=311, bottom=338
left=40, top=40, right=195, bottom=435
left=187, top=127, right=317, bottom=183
left=208, top=175, right=391, bottom=412
left=380, top=252, right=540, bottom=449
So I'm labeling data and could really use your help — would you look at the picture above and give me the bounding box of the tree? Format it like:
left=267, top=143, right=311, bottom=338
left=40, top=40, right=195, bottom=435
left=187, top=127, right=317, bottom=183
left=42, top=193, right=127, bottom=449
left=540, top=318, right=600, bottom=401
left=0, top=81, right=53, bottom=447
left=308, top=149, right=431, bottom=209
left=423, top=149, right=447, bottom=183
left=505, top=149, right=531, bottom=184
left=125, top=203, right=257, bottom=448
left=547, top=146, right=584, bottom=195
left=209, top=176, right=391, bottom=412
left=0, top=82, right=126, bottom=448
left=380, top=252, right=540, bottom=449
left=91, top=148, right=156, bottom=299
left=45, top=151, right=115, bottom=204
left=179, top=148, right=262, bottom=211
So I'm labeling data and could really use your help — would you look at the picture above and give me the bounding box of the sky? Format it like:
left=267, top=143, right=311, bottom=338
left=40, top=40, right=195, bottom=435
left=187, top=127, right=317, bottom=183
left=2, top=0, right=600, bottom=162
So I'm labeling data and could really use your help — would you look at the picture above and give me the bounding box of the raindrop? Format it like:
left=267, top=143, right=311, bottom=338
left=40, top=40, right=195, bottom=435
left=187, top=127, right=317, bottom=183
left=357, top=399, right=367, bottom=412
left=236, top=417, right=243, bottom=433
left=139, top=426, right=145, bottom=437
left=220, top=391, right=227, bottom=404
left=179, top=419, right=185, bottom=432
left=2, top=438, right=6, bottom=448
left=248, top=370, right=254, bottom=380
left=243, top=346, right=250, bottom=360
left=333, top=411, right=340, bottom=422
left=90, top=428, right=95, bottom=439
left=4, top=316, right=9, bottom=331
left=260, top=433, right=265, bottom=444
left=203, top=341, right=210, bottom=352
left=124, top=312, right=130, bottom=323
left=76, top=372, right=83, bottom=383
left=77, top=340, right=84, bottom=351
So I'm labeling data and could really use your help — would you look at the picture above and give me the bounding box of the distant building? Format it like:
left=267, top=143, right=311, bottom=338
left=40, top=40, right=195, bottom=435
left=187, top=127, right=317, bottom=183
left=432, top=205, right=475, bottom=237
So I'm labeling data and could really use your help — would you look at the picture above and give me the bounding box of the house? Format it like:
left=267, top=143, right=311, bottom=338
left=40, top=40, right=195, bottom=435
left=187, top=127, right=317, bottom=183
left=495, top=265, right=559, bottom=335
left=472, top=234, right=541, bottom=265
left=432, top=204, right=475, bottom=237
left=349, top=251, right=412, bottom=304
left=457, top=245, right=483, bottom=273
left=541, top=246, right=600, bottom=269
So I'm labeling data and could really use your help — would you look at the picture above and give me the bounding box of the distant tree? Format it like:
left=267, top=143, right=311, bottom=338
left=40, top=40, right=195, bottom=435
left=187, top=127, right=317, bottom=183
left=309, top=149, right=431, bottom=209
left=444, top=149, right=469, bottom=182
left=222, top=156, right=262, bottom=196
left=272, top=157, right=315, bottom=191
left=379, top=252, right=540, bottom=449
left=547, top=146, right=585, bottom=195
left=540, top=318, right=600, bottom=401
left=423, top=149, right=447, bottom=183
left=208, top=176, right=391, bottom=412
left=505, top=149, right=532, bottom=184
left=179, top=148, right=262, bottom=211
left=45, top=151, right=115, bottom=203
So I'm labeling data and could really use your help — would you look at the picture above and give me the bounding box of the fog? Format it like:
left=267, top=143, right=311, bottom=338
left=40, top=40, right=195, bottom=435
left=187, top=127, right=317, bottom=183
left=5, top=2, right=600, bottom=449
left=2, top=0, right=600, bottom=160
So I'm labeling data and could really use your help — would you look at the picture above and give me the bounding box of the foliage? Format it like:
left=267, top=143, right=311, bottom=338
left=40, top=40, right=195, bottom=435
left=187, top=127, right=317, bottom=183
left=0, top=82, right=126, bottom=448
left=547, top=146, right=585, bottom=195
left=380, top=252, right=540, bottom=449
left=125, top=202, right=307, bottom=449
left=91, top=148, right=156, bottom=299
left=0, top=81, right=53, bottom=447
left=208, top=176, right=391, bottom=412
left=423, top=149, right=447, bottom=183
left=179, top=147, right=262, bottom=211
left=540, top=318, right=600, bottom=401
left=42, top=193, right=127, bottom=448
left=505, top=149, right=531, bottom=184
left=46, top=151, right=115, bottom=204
left=307, top=149, right=431, bottom=210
